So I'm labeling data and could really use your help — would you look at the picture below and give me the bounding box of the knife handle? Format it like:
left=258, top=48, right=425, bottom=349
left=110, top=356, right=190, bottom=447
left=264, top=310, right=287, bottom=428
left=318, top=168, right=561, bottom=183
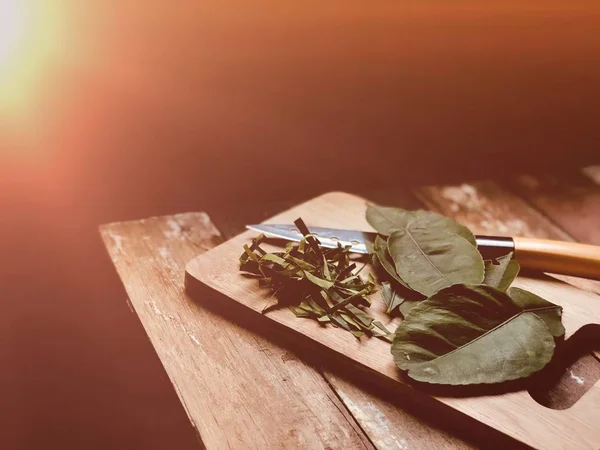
left=514, top=237, right=600, bottom=280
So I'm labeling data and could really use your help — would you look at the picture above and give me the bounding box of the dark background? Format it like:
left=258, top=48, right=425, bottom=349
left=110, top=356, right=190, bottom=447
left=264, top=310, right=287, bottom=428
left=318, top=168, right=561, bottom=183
left=1, top=1, right=599, bottom=449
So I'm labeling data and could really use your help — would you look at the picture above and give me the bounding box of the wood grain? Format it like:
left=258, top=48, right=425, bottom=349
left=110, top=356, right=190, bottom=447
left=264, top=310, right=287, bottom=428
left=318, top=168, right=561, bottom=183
left=509, top=170, right=600, bottom=294
left=100, top=213, right=374, bottom=450
left=186, top=192, right=600, bottom=450
left=323, top=373, right=474, bottom=450
left=510, top=171, right=600, bottom=245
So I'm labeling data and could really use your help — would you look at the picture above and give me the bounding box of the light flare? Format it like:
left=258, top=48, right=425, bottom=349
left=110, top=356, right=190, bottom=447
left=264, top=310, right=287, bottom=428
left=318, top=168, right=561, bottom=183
left=0, top=0, right=25, bottom=66
left=0, top=0, right=64, bottom=120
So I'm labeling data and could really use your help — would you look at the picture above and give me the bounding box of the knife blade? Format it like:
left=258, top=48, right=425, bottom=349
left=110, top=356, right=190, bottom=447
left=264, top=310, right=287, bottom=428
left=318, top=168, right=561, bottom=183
left=246, top=224, right=374, bottom=254
left=246, top=224, right=515, bottom=260
left=246, top=224, right=600, bottom=280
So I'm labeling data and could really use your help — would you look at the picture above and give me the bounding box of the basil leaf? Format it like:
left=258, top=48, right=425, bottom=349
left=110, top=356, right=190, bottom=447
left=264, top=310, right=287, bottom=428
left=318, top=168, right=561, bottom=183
left=411, top=210, right=476, bottom=246
left=388, top=227, right=484, bottom=297
left=391, top=284, right=557, bottom=385
left=507, top=287, right=565, bottom=337
left=373, top=235, right=408, bottom=287
left=366, top=204, right=414, bottom=235
left=483, top=253, right=520, bottom=291
left=380, top=281, right=405, bottom=314
left=398, top=298, right=422, bottom=318
left=366, top=204, right=476, bottom=245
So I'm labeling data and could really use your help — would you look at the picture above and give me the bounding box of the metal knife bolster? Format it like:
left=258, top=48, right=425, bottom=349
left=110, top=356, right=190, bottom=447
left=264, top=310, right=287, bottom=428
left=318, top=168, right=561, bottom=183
left=246, top=224, right=516, bottom=259
left=474, top=236, right=515, bottom=260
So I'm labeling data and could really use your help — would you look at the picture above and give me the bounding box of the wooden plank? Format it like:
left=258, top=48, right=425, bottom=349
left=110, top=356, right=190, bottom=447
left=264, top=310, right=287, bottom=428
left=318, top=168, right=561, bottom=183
left=414, top=180, right=600, bottom=406
left=416, top=180, right=572, bottom=239
left=322, top=373, right=477, bottom=450
left=100, top=212, right=374, bottom=450
left=509, top=171, right=600, bottom=245
left=212, top=194, right=478, bottom=450
left=186, top=192, right=600, bottom=450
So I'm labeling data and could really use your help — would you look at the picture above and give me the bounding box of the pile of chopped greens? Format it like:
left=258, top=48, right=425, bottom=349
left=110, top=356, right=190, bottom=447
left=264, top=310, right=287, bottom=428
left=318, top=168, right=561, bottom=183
left=240, top=219, right=394, bottom=341
left=240, top=205, right=566, bottom=386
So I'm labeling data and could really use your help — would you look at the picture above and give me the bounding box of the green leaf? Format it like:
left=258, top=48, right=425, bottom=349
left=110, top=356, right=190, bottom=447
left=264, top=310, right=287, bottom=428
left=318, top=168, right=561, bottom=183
left=380, top=281, right=404, bottom=314
left=391, top=284, right=557, bottom=385
left=372, top=321, right=395, bottom=342
left=340, top=313, right=363, bottom=330
left=366, top=204, right=414, bottom=235
left=373, top=235, right=409, bottom=287
left=366, top=204, right=476, bottom=245
left=286, top=255, right=316, bottom=271
left=289, top=306, right=311, bottom=318
left=298, top=301, right=316, bottom=314
left=483, top=253, right=520, bottom=291
left=243, top=244, right=260, bottom=262
left=329, top=289, right=369, bottom=313
left=242, top=220, right=381, bottom=340
left=398, top=298, right=422, bottom=318
left=388, top=227, right=484, bottom=297
left=307, top=296, right=327, bottom=315
left=303, top=270, right=334, bottom=290
left=412, top=210, right=476, bottom=246
left=322, top=255, right=331, bottom=280
left=261, top=253, right=287, bottom=266
left=507, top=287, right=565, bottom=337
left=317, top=315, right=331, bottom=323
left=346, top=304, right=374, bottom=328
left=330, top=313, right=351, bottom=330
left=373, top=320, right=392, bottom=335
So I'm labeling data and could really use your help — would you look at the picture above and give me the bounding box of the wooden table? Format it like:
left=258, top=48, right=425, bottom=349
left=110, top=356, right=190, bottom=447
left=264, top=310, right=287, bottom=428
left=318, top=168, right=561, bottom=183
left=100, top=166, right=600, bottom=449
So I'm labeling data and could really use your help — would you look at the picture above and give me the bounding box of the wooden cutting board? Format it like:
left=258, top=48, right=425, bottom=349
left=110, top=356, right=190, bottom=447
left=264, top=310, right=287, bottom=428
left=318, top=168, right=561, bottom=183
left=185, top=192, right=600, bottom=449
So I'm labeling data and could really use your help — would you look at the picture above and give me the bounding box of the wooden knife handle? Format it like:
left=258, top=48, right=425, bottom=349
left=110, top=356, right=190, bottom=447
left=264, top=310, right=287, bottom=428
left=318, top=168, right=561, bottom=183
left=513, top=237, right=600, bottom=280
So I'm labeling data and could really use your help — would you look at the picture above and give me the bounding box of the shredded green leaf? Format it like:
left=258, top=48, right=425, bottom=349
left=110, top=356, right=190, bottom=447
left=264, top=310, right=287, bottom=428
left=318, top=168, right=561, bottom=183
left=239, top=218, right=385, bottom=340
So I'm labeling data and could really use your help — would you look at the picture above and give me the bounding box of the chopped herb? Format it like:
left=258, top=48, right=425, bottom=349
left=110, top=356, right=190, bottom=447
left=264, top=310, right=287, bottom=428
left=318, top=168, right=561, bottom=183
left=240, top=218, right=391, bottom=341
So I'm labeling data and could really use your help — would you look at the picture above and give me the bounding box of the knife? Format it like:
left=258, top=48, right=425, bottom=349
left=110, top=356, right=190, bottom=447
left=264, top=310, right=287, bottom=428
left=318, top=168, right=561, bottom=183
left=246, top=224, right=600, bottom=280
